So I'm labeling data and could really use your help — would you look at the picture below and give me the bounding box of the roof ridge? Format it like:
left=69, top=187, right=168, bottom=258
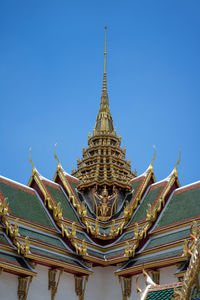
left=174, top=180, right=200, bottom=192
left=0, top=175, right=34, bottom=191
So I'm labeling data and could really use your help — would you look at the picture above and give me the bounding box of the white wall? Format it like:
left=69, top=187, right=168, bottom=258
left=131, top=274, right=146, bottom=300
left=159, top=265, right=178, bottom=285
left=0, top=264, right=178, bottom=300
left=85, top=266, right=121, bottom=300
left=0, top=270, right=18, bottom=299
left=29, top=265, right=77, bottom=300
left=0, top=265, right=78, bottom=300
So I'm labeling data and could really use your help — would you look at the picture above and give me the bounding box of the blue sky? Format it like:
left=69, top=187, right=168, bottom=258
left=0, top=0, right=200, bottom=186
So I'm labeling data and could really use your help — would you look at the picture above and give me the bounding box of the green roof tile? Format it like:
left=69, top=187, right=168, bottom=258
left=69, top=181, right=79, bottom=197
left=69, top=181, right=94, bottom=218
left=146, top=287, right=181, bottom=299
left=0, top=250, right=29, bottom=269
left=30, top=247, right=84, bottom=268
left=45, top=184, right=80, bottom=223
left=145, top=229, right=190, bottom=249
left=121, top=248, right=181, bottom=269
left=87, top=249, right=104, bottom=258
left=130, top=186, right=163, bottom=223
left=105, top=248, right=124, bottom=258
left=117, top=230, right=134, bottom=242
left=0, top=182, right=55, bottom=228
left=88, top=248, right=124, bottom=259
left=19, top=227, right=66, bottom=249
left=130, top=179, right=143, bottom=200
left=155, top=186, right=200, bottom=229
left=118, top=179, right=143, bottom=218
left=0, top=233, right=10, bottom=246
left=75, top=231, right=91, bottom=242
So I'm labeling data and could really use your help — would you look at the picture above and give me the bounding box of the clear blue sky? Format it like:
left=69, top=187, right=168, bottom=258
left=1, top=0, right=200, bottom=186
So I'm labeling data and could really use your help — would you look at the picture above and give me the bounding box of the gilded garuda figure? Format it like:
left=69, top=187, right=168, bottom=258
left=92, top=186, right=118, bottom=221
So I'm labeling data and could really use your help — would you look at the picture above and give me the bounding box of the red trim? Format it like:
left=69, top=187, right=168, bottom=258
left=30, top=250, right=88, bottom=275
left=148, top=282, right=183, bottom=292
left=123, top=253, right=183, bottom=276
left=153, top=215, right=200, bottom=233
left=130, top=176, right=154, bottom=207
left=130, top=176, right=145, bottom=184
left=64, top=174, right=79, bottom=184
left=174, top=182, right=200, bottom=195
left=42, top=180, right=60, bottom=190
left=0, top=257, right=25, bottom=268
left=0, top=178, right=35, bottom=195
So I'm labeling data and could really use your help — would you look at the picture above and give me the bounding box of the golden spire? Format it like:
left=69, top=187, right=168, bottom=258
left=99, top=25, right=109, bottom=113
left=93, top=26, right=115, bottom=134
left=104, top=25, right=107, bottom=74
left=73, top=27, right=135, bottom=191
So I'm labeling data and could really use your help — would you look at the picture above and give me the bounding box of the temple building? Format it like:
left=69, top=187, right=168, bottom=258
left=0, top=27, right=200, bottom=300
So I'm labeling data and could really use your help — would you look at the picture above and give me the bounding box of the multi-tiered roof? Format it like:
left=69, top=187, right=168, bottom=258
left=73, top=26, right=135, bottom=193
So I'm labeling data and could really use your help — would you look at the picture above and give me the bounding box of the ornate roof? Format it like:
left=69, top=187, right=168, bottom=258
left=0, top=27, right=200, bottom=300
left=72, top=26, right=135, bottom=194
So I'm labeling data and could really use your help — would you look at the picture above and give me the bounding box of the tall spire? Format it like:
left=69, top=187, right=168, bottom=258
left=73, top=27, right=135, bottom=193
left=102, top=25, right=107, bottom=93
left=104, top=25, right=107, bottom=74
left=92, top=26, right=115, bottom=135
left=99, top=25, right=109, bottom=114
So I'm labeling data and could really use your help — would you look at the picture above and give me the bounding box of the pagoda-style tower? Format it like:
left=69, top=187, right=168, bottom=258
left=72, top=27, right=135, bottom=220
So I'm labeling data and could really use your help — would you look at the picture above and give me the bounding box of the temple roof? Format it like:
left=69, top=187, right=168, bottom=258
left=0, top=29, right=199, bottom=291
left=72, top=27, right=135, bottom=192
left=145, top=283, right=182, bottom=300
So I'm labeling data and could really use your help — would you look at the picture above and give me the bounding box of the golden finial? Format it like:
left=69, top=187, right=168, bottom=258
left=29, top=147, right=36, bottom=175
left=150, top=145, right=156, bottom=168
left=54, top=143, right=61, bottom=171
left=173, top=150, right=181, bottom=177
left=104, top=25, right=107, bottom=73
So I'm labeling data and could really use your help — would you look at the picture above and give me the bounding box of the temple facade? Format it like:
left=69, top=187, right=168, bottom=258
left=0, top=28, right=200, bottom=300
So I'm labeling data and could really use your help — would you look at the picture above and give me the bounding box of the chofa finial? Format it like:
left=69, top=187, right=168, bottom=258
left=29, top=147, right=36, bottom=174
left=173, top=150, right=181, bottom=177
left=149, top=145, right=156, bottom=169
left=54, top=143, right=61, bottom=171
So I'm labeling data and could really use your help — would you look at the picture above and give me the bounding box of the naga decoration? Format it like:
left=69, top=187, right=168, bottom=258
left=173, top=224, right=200, bottom=300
